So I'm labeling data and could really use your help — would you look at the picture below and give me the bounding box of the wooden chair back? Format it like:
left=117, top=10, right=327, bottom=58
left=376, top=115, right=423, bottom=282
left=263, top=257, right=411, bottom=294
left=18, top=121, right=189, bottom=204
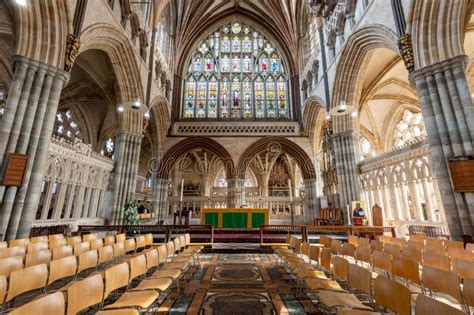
left=165, top=241, right=175, bottom=257
left=425, top=237, right=444, bottom=247
left=384, top=243, right=402, bottom=258
left=331, top=256, right=349, bottom=281
left=145, top=249, right=159, bottom=271
left=124, top=238, right=136, bottom=253
left=284, top=234, right=291, bottom=245
left=378, top=236, right=392, bottom=243
left=52, top=245, right=73, bottom=261
left=424, top=243, right=446, bottom=255
left=10, top=238, right=30, bottom=247
left=67, top=236, right=82, bottom=246
left=49, top=238, right=67, bottom=249
left=104, top=262, right=129, bottom=299
left=321, top=248, right=332, bottom=270
left=447, top=247, right=474, bottom=261
left=115, top=233, right=126, bottom=243
left=369, top=240, right=383, bottom=252
left=6, top=263, right=48, bottom=303
left=25, top=250, right=52, bottom=267
left=0, top=246, right=26, bottom=259
left=423, top=251, right=451, bottom=271
left=330, top=239, right=343, bottom=254
left=82, top=234, right=98, bottom=242
left=409, top=235, right=426, bottom=243
left=422, top=265, right=463, bottom=303
left=48, top=256, right=77, bottom=285
left=48, top=234, right=65, bottom=241
left=30, top=236, right=49, bottom=243
left=402, top=246, right=422, bottom=264
left=145, top=233, right=154, bottom=246
left=67, top=274, right=103, bottom=315
left=301, top=241, right=310, bottom=257
left=391, top=257, right=420, bottom=284
left=444, top=240, right=464, bottom=250
left=354, top=246, right=371, bottom=265
left=389, top=238, right=406, bottom=248
left=407, top=240, right=424, bottom=250
left=78, top=250, right=99, bottom=273
left=98, top=245, right=114, bottom=265
left=0, top=241, right=7, bottom=249
left=348, top=235, right=358, bottom=246
left=320, top=235, right=333, bottom=248
left=172, top=237, right=181, bottom=253
left=104, top=235, right=115, bottom=246
left=466, top=243, right=474, bottom=252
left=73, top=242, right=90, bottom=256
left=372, top=250, right=391, bottom=274
left=451, top=258, right=474, bottom=279
left=9, top=291, right=65, bottom=315
left=463, top=278, right=474, bottom=307
left=415, top=293, right=464, bottom=315
left=130, top=254, right=147, bottom=282
left=348, top=263, right=372, bottom=297
left=0, top=275, right=5, bottom=304
left=294, top=238, right=303, bottom=254
left=358, top=237, right=370, bottom=249
left=309, top=245, right=321, bottom=263
left=342, top=243, right=356, bottom=257
left=374, top=276, right=411, bottom=315
left=113, top=242, right=125, bottom=258
left=90, top=238, right=104, bottom=250
left=0, top=256, right=23, bottom=277
left=27, top=242, right=49, bottom=253
left=157, top=245, right=168, bottom=263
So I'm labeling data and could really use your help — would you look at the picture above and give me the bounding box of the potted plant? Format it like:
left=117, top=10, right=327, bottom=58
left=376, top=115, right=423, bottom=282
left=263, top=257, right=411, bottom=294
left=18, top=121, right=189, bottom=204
left=123, top=201, right=140, bottom=234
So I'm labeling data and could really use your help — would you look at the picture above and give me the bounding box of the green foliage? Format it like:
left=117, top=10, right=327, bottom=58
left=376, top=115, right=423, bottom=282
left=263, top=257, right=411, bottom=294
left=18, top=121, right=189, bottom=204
left=123, top=200, right=140, bottom=225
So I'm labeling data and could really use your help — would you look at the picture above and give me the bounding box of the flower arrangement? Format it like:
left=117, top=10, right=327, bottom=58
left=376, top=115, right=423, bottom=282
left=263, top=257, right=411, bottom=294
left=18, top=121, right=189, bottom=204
left=123, top=201, right=140, bottom=225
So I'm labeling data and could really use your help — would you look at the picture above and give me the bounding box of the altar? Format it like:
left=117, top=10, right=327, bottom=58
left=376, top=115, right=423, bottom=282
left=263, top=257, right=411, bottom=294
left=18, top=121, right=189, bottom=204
left=201, top=208, right=269, bottom=228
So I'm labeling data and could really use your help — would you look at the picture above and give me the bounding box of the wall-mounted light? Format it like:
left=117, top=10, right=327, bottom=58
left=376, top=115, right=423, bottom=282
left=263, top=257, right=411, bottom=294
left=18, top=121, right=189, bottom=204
left=132, top=99, right=141, bottom=109
left=338, top=100, right=347, bottom=113
left=117, top=106, right=124, bottom=112
left=351, top=110, right=358, bottom=118
left=325, top=114, right=331, bottom=120
left=15, top=0, right=27, bottom=6
left=144, top=111, right=150, bottom=119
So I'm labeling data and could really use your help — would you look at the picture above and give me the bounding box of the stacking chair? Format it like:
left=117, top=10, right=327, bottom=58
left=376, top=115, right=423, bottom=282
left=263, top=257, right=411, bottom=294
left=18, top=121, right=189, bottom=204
left=8, top=291, right=65, bottom=315
left=0, top=246, right=26, bottom=259
left=67, top=236, right=82, bottom=246
left=300, top=241, right=311, bottom=258
left=383, top=243, right=402, bottom=259
left=144, top=233, right=154, bottom=247
left=113, top=242, right=126, bottom=258
left=0, top=256, right=23, bottom=277
left=135, top=235, right=146, bottom=251
left=422, top=265, right=466, bottom=311
left=358, top=237, right=370, bottom=249
left=77, top=250, right=99, bottom=275
left=331, top=256, right=349, bottom=282
left=49, top=238, right=67, bottom=250
left=415, top=294, right=465, bottom=315
left=184, top=233, right=204, bottom=252
left=371, top=250, right=391, bottom=278
left=407, top=240, right=424, bottom=250
left=390, top=257, right=421, bottom=288
left=91, top=238, right=104, bottom=250
left=305, top=277, right=346, bottom=292
left=48, top=234, right=65, bottom=241
left=354, top=246, right=371, bottom=267
left=463, top=278, right=474, bottom=308
left=451, top=258, right=474, bottom=279
left=97, top=309, right=139, bottom=315
left=115, top=233, right=126, bottom=243
left=66, top=274, right=103, bottom=314
left=73, top=241, right=91, bottom=256
left=425, top=237, right=444, bottom=247
left=52, top=245, right=73, bottom=260
left=5, top=264, right=48, bottom=308
left=47, top=256, right=77, bottom=290
left=409, top=235, right=426, bottom=243
left=10, top=238, right=30, bottom=247
left=320, top=248, right=332, bottom=272
left=30, top=236, right=48, bottom=244
left=98, top=245, right=114, bottom=266
left=317, top=290, right=372, bottom=311
left=0, top=275, right=6, bottom=305
left=348, top=264, right=372, bottom=301
left=389, top=238, right=406, bottom=248
left=124, top=238, right=136, bottom=254
left=330, top=239, right=343, bottom=255
left=128, top=255, right=173, bottom=293
left=145, top=249, right=181, bottom=281
left=82, top=233, right=98, bottom=242
left=27, top=242, right=49, bottom=253
left=308, top=245, right=321, bottom=266
left=466, top=243, right=474, bottom=252
left=374, top=276, right=411, bottom=315
left=369, top=240, right=383, bottom=252
left=424, top=243, right=446, bottom=255
left=0, top=241, right=7, bottom=249
left=402, top=246, right=422, bottom=264
left=157, top=245, right=189, bottom=272
left=447, top=247, right=474, bottom=261
left=104, top=235, right=116, bottom=246
left=341, top=243, right=356, bottom=258
left=25, top=250, right=52, bottom=267
left=336, top=309, right=379, bottom=315
left=444, top=240, right=464, bottom=250
left=378, top=236, right=392, bottom=243
left=320, top=235, right=333, bottom=248
left=423, top=251, right=451, bottom=271
left=348, top=235, right=359, bottom=246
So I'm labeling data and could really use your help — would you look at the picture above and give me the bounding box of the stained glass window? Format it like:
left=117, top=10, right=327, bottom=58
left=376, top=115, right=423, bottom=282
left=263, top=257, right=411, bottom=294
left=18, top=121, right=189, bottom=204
left=183, top=21, right=289, bottom=120
left=54, top=109, right=82, bottom=141
left=393, top=110, right=427, bottom=147
left=101, top=137, right=115, bottom=159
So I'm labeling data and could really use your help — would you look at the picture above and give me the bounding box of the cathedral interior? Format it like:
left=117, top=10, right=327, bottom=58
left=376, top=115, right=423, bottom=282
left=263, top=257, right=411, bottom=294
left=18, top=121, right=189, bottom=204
left=0, top=0, right=474, bottom=314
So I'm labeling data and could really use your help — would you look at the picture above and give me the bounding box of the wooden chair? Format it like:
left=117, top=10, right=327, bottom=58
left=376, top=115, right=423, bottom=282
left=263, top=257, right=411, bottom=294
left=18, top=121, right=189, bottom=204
left=320, top=248, right=332, bottom=271
left=25, top=250, right=52, bottom=267
left=463, top=278, right=474, bottom=308
left=358, top=237, right=370, bottom=249
left=422, top=265, right=464, bottom=307
left=52, top=245, right=73, bottom=261
left=135, top=235, right=146, bottom=251
left=144, top=233, right=154, bottom=247
left=348, top=264, right=372, bottom=300
left=369, top=240, right=383, bottom=252
left=96, top=309, right=139, bottom=315
left=47, top=256, right=77, bottom=288
left=104, top=235, right=115, bottom=246
left=407, top=240, right=424, bottom=250
left=30, top=236, right=48, bottom=244
left=372, top=250, right=391, bottom=277
left=27, top=242, right=49, bottom=253
left=330, top=239, right=343, bottom=255
left=67, top=274, right=103, bottom=314
left=129, top=255, right=172, bottom=292
left=147, top=249, right=182, bottom=281
left=82, top=233, right=98, bottom=242
left=5, top=264, right=48, bottom=306
left=0, top=246, right=26, bottom=259
left=341, top=243, right=356, bottom=258
left=348, top=235, right=359, bottom=246
left=425, top=237, right=444, bottom=247
left=90, top=238, right=104, bottom=250
left=390, top=257, right=421, bottom=286
left=409, top=235, right=426, bottom=243
left=384, top=243, right=402, bottom=259
left=301, top=241, right=310, bottom=257
left=0, top=275, right=7, bottom=304
left=73, top=241, right=91, bottom=256
left=48, top=234, right=65, bottom=241
left=124, top=238, right=136, bottom=253
left=466, top=243, right=474, bottom=252
left=309, top=245, right=321, bottom=266
left=10, top=238, right=30, bottom=247
left=374, top=276, right=411, bottom=315
left=354, top=246, right=372, bottom=267
left=8, top=291, right=65, bottom=315
left=320, top=235, right=333, bottom=248
left=402, top=246, right=422, bottom=264
left=0, top=256, right=23, bottom=277
left=331, top=256, right=349, bottom=281
left=377, top=236, right=392, bottom=243
left=336, top=309, right=379, bottom=315
left=423, top=251, right=451, bottom=271
left=389, top=238, right=406, bottom=248
left=113, top=242, right=125, bottom=258
left=49, top=238, right=67, bottom=250
left=77, top=250, right=99, bottom=274
left=293, top=238, right=303, bottom=254
left=451, top=258, right=474, bottom=279
left=67, top=236, right=82, bottom=246
left=98, top=245, right=114, bottom=265
left=0, top=241, right=7, bottom=249
left=101, top=263, right=159, bottom=311
left=444, top=240, right=464, bottom=250
left=447, top=247, right=474, bottom=261
left=424, top=243, right=446, bottom=255
left=415, top=294, right=465, bottom=315
left=115, top=233, right=126, bottom=243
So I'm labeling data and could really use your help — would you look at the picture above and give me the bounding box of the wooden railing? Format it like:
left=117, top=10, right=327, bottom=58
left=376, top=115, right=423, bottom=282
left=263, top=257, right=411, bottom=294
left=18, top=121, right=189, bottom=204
left=77, top=224, right=214, bottom=243
left=259, top=225, right=307, bottom=243
left=408, top=224, right=450, bottom=239
left=29, top=225, right=69, bottom=237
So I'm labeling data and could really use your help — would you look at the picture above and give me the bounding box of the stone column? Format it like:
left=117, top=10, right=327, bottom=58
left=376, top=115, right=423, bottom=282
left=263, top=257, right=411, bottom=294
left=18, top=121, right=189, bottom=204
left=333, top=130, right=362, bottom=222
left=421, top=179, right=435, bottom=221
left=110, top=103, right=145, bottom=224
left=304, top=178, right=320, bottom=224
left=381, top=186, right=393, bottom=220
left=0, top=56, right=69, bottom=239
left=398, top=184, right=411, bottom=220
left=410, top=55, right=474, bottom=238
left=154, top=178, right=171, bottom=222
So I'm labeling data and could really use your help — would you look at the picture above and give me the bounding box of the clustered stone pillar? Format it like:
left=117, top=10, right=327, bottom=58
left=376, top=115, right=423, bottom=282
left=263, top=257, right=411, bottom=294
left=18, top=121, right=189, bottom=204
left=0, top=56, right=69, bottom=239
left=154, top=178, right=171, bottom=223
left=111, top=103, right=145, bottom=224
left=411, top=55, right=474, bottom=238
left=333, top=129, right=362, bottom=222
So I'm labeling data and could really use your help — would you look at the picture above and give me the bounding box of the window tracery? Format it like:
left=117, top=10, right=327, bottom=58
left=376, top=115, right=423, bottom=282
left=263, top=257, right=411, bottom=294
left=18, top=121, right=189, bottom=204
left=54, top=109, right=81, bottom=141
left=183, top=22, right=289, bottom=120
left=100, top=137, right=115, bottom=159
left=0, top=85, right=6, bottom=118
left=393, top=110, right=426, bottom=147
left=359, top=137, right=375, bottom=160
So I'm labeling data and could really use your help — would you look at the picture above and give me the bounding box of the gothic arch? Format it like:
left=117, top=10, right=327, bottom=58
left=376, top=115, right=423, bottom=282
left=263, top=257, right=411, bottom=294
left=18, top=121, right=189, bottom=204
left=157, top=137, right=236, bottom=179
left=236, top=137, right=317, bottom=180
left=302, top=96, right=326, bottom=148
left=149, top=96, right=171, bottom=146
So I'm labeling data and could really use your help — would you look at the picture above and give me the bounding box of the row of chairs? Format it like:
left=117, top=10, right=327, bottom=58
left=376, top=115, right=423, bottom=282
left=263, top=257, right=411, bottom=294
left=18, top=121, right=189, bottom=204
left=324, top=235, right=474, bottom=314
left=1, top=233, right=203, bottom=314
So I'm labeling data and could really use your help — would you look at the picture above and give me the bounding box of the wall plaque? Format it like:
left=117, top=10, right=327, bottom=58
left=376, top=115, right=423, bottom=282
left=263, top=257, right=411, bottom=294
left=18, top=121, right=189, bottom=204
left=448, top=155, right=474, bottom=192
left=2, top=154, right=28, bottom=186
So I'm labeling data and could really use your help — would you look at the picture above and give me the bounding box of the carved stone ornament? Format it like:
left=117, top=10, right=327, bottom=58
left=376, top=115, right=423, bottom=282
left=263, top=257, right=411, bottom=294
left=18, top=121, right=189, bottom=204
left=398, top=34, right=415, bottom=73
left=64, top=34, right=81, bottom=72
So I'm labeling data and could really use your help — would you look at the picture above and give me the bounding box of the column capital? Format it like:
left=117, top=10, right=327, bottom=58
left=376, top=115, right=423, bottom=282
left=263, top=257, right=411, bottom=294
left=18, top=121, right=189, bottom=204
left=409, top=54, right=469, bottom=85
left=12, top=55, right=70, bottom=83
left=116, top=102, right=148, bottom=135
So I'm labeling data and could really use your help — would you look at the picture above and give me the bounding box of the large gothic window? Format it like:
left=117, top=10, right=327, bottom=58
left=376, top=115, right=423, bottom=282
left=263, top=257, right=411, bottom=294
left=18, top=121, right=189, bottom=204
left=183, top=22, right=290, bottom=120
left=54, top=109, right=82, bottom=141
left=393, top=110, right=426, bottom=147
